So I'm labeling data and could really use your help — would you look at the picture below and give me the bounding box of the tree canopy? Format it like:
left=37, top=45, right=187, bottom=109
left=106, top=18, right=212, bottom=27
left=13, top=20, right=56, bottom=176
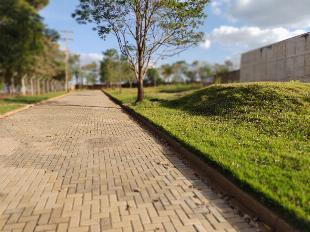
left=82, top=62, right=98, bottom=85
left=73, top=0, right=209, bottom=101
left=0, top=0, right=66, bottom=94
left=158, top=60, right=235, bottom=84
left=0, top=0, right=44, bottom=88
left=25, top=0, right=49, bottom=10
left=146, top=68, right=161, bottom=86
left=100, top=49, right=135, bottom=86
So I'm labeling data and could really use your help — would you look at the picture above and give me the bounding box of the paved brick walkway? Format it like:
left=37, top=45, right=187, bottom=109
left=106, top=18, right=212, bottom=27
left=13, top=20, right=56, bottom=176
left=0, top=91, right=259, bottom=232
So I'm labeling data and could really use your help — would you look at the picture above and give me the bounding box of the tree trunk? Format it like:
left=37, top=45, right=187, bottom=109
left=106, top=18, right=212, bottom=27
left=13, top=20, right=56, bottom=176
left=37, top=79, right=41, bottom=95
left=31, top=77, right=34, bottom=96
left=21, top=75, right=27, bottom=96
left=48, top=80, right=52, bottom=92
left=136, top=77, right=144, bottom=103
left=41, top=79, right=45, bottom=94
left=6, top=84, right=11, bottom=94
left=46, top=80, right=48, bottom=92
left=4, top=73, right=11, bottom=94
left=11, top=77, right=15, bottom=95
left=44, top=80, right=47, bottom=93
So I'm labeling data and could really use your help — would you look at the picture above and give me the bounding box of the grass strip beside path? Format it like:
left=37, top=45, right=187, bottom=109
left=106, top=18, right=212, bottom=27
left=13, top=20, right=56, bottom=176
left=106, top=82, right=310, bottom=231
left=0, top=92, right=66, bottom=115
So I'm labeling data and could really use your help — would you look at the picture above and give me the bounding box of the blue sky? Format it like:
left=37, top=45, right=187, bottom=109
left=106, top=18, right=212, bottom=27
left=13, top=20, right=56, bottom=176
left=40, top=0, right=310, bottom=67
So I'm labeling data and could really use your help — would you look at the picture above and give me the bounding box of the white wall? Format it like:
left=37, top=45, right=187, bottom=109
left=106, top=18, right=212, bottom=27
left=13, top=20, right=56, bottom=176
left=240, top=33, right=310, bottom=82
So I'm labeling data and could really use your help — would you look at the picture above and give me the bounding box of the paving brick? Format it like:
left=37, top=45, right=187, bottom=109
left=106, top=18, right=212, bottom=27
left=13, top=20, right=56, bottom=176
left=0, top=91, right=261, bottom=231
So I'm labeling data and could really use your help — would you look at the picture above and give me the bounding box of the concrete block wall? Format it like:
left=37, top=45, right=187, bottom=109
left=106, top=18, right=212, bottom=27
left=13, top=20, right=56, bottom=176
left=240, top=32, right=310, bottom=82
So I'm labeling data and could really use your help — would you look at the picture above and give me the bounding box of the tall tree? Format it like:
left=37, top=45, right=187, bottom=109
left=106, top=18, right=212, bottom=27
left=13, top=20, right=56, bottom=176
left=224, top=60, right=234, bottom=71
left=119, top=55, right=135, bottom=88
left=82, top=62, right=97, bottom=85
left=184, top=61, right=197, bottom=83
left=100, top=49, right=135, bottom=86
left=160, top=64, right=173, bottom=82
left=0, top=0, right=44, bottom=93
left=187, top=61, right=212, bottom=83
left=26, top=0, right=49, bottom=10
left=29, top=30, right=65, bottom=94
left=147, top=68, right=160, bottom=86
left=100, top=49, right=120, bottom=84
left=171, top=61, right=187, bottom=82
left=69, top=54, right=81, bottom=85
left=73, top=0, right=208, bottom=102
left=198, top=62, right=212, bottom=82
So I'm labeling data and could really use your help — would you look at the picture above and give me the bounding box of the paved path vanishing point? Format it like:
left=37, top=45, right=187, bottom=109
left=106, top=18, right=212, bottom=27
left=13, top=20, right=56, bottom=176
left=0, top=91, right=260, bottom=232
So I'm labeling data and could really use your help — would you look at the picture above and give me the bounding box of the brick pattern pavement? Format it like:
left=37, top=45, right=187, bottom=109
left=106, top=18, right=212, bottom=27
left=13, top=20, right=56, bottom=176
left=0, top=91, right=260, bottom=232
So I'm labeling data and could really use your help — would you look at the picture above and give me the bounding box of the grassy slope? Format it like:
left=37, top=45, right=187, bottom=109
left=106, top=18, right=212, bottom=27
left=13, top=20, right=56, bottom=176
left=106, top=82, right=310, bottom=230
left=0, top=92, right=66, bottom=115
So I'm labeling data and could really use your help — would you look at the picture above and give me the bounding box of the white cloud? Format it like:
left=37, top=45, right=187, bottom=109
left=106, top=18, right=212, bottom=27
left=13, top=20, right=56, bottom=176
left=206, top=26, right=305, bottom=51
left=228, top=0, right=310, bottom=29
left=210, top=0, right=231, bottom=16
left=211, top=1, right=222, bottom=15
left=79, top=53, right=103, bottom=65
left=202, top=39, right=211, bottom=49
left=202, top=1, right=310, bottom=66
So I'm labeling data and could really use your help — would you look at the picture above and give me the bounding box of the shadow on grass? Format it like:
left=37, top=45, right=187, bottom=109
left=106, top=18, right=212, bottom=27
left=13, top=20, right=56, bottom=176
left=162, top=84, right=306, bottom=117
left=3, top=96, right=49, bottom=104
left=159, top=84, right=309, bottom=139
left=149, top=97, right=167, bottom=103
left=159, top=84, right=202, bottom=93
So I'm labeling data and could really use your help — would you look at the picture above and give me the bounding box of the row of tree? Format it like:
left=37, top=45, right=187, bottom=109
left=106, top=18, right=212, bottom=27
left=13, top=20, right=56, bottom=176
left=0, top=0, right=66, bottom=95
left=69, top=54, right=99, bottom=87
left=159, top=60, right=235, bottom=83
left=98, top=48, right=235, bottom=86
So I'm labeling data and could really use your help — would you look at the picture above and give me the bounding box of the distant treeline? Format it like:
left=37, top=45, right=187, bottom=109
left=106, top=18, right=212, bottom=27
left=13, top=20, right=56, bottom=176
left=98, top=48, right=238, bottom=87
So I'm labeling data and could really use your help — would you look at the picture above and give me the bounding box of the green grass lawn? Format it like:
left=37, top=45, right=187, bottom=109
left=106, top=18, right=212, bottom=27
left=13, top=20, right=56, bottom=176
left=0, top=92, right=66, bottom=115
left=106, top=82, right=310, bottom=230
